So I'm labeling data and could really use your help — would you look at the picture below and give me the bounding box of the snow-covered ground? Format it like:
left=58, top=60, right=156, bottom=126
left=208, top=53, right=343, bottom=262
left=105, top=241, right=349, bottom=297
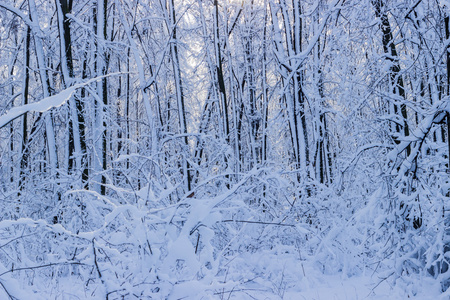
left=283, top=274, right=441, bottom=300
left=168, top=271, right=442, bottom=299
left=172, top=273, right=442, bottom=300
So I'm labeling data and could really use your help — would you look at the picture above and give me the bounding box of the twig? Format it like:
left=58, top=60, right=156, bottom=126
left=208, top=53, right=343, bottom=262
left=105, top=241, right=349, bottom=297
left=404, top=0, right=423, bottom=20
left=0, top=234, right=34, bottom=249
left=195, top=232, right=200, bottom=254
left=0, top=262, right=85, bottom=277
left=106, top=289, right=127, bottom=299
left=92, top=239, right=102, bottom=279
left=369, top=271, right=395, bottom=297
left=0, top=279, right=16, bottom=299
left=222, top=220, right=295, bottom=227
left=213, top=288, right=267, bottom=295
left=146, top=239, right=153, bottom=255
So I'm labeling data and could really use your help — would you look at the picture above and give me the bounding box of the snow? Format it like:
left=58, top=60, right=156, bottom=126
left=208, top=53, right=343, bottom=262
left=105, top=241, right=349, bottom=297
left=0, top=0, right=448, bottom=299
left=0, top=74, right=122, bottom=130
left=0, top=86, right=77, bottom=129
left=282, top=274, right=441, bottom=300
left=165, top=253, right=443, bottom=300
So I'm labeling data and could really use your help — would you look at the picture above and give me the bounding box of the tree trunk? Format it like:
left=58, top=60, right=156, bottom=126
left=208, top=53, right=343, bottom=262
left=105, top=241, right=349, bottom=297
left=372, top=0, right=410, bottom=155
left=445, top=15, right=450, bottom=172
left=292, top=0, right=309, bottom=177
left=56, top=0, right=88, bottom=188
left=18, top=26, right=31, bottom=192
left=168, top=0, right=191, bottom=191
left=28, top=0, right=59, bottom=175
left=214, top=0, right=230, bottom=144
left=93, top=0, right=108, bottom=195
left=271, top=0, right=309, bottom=177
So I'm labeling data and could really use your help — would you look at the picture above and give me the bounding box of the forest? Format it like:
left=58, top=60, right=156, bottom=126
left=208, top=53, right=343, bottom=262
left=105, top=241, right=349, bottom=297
left=0, top=0, right=449, bottom=298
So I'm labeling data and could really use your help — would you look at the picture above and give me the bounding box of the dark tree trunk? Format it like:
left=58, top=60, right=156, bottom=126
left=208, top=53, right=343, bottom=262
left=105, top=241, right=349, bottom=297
left=169, top=0, right=191, bottom=191
left=373, top=0, right=410, bottom=155
left=18, top=27, right=31, bottom=194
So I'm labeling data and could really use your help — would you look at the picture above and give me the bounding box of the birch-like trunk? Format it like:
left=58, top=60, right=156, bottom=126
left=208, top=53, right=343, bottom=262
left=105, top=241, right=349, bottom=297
left=28, top=0, right=58, bottom=174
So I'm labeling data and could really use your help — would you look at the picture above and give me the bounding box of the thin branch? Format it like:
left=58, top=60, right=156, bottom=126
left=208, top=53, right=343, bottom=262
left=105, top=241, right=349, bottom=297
left=0, top=73, right=125, bottom=130
left=0, top=280, right=16, bottom=300
left=404, top=0, right=423, bottom=20
left=0, top=234, right=34, bottom=249
left=0, top=262, right=85, bottom=277
left=222, top=220, right=295, bottom=227
left=92, top=239, right=102, bottom=279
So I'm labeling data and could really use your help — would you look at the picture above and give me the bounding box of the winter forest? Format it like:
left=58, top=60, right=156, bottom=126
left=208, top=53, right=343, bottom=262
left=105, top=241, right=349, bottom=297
left=0, top=0, right=450, bottom=298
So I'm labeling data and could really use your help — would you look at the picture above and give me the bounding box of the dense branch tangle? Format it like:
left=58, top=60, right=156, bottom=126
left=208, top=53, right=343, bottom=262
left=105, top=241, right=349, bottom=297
left=0, top=0, right=449, bottom=297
